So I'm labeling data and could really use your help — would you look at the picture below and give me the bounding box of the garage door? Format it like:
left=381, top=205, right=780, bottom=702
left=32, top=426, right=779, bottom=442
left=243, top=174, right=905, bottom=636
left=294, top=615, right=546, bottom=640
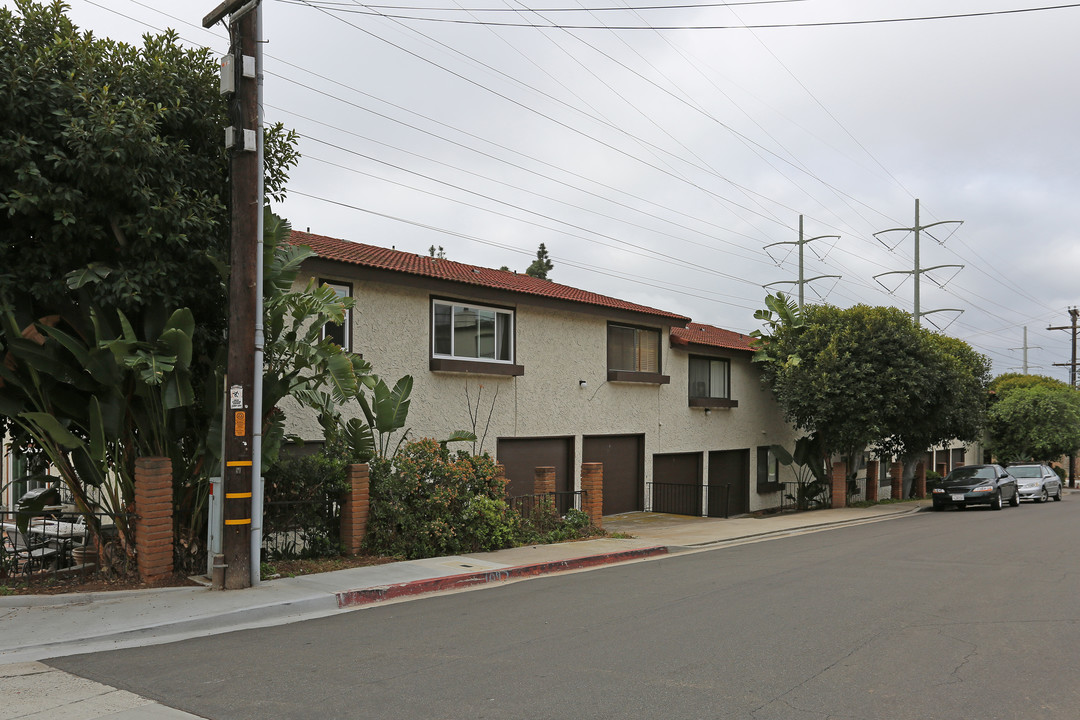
left=496, top=437, right=574, bottom=500
left=708, top=449, right=750, bottom=517
left=583, top=434, right=644, bottom=516
left=652, top=452, right=702, bottom=516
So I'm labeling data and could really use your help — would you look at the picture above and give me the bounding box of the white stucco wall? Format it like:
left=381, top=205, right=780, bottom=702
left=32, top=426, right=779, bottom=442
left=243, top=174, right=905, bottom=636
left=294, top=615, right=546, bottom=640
left=287, top=269, right=802, bottom=513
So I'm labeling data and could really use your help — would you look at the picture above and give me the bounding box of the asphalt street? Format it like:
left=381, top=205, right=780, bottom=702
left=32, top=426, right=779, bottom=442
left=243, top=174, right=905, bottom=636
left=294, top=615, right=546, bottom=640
left=48, top=499, right=1080, bottom=719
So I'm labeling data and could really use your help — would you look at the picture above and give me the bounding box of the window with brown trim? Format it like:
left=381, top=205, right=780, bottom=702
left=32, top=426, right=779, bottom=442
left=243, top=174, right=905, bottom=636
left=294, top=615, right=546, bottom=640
left=432, top=299, right=514, bottom=363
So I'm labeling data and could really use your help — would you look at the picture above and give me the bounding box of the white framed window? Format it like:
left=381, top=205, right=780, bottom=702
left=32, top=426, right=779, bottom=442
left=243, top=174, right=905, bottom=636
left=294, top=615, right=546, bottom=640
left=320, top=280, right=352, bottom=351
left=688, top=356, right=730, bottom=399
left=432, top=300, right=514, bottom=363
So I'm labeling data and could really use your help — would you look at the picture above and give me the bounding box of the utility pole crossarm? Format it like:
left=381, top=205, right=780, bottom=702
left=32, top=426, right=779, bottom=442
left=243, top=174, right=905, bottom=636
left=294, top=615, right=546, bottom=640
left=874, top=199, right=963, bottom=326
left=203, top=0, right=254, bottom=27
left=766, top=215, right=841, bottom=308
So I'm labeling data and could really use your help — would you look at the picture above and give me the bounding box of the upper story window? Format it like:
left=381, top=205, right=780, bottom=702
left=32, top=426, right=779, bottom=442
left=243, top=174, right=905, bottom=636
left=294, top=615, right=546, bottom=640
left=608, top=324, right=660, bottom=373
left=432, top=300, right=514, bottom=363
left=606, top=323, right=669, bottom=384
left=320, top=280, right=352, bottom=351
left=689, top=356, right=730, bottom=399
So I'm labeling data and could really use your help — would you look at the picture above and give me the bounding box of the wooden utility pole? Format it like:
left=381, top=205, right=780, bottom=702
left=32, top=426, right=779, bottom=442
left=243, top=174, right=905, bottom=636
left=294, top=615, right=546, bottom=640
left=204, top=0, right=260, bottom=589
left=1048, top=307, right=1079, bottom=488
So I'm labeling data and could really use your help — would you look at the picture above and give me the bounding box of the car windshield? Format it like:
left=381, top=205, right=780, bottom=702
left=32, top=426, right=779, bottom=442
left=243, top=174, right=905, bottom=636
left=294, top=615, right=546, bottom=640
left=1008, top=466, right=1042, bottom=478
left=943, top=467, right=995, bottom=484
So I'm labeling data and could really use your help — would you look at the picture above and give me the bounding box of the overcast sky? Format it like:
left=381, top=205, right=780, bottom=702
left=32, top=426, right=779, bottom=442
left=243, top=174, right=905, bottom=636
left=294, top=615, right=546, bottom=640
left=15, top=0, right=1080, bottom=381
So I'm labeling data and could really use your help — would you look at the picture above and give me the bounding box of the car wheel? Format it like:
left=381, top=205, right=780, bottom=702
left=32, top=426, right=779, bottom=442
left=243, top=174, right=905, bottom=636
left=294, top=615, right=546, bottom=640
left=1038, top=488, right=1048, bottom=503
left=991, top=492, right=1003, bottom=510
left=1054, top=486, right=1063, bottom=501
left=1010, top=489, right=1021, bottom=507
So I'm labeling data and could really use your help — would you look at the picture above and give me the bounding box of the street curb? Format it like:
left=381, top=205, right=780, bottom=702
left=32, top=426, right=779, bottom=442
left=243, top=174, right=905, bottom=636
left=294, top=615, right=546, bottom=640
left=336, top=545, right=669, bottom=608
left=676, top=504, right=929, bottom=549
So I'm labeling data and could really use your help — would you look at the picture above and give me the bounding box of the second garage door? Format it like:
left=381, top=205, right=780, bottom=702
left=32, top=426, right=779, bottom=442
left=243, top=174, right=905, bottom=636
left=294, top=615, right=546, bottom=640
left=583, top=434, right=644, bottom=515
left=496, top=437, right=574, bottom=500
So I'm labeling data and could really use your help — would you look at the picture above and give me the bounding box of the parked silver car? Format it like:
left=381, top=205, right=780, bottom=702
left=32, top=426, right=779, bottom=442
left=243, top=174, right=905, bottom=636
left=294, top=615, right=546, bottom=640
left=1008, top=463, right=1063, bottom=503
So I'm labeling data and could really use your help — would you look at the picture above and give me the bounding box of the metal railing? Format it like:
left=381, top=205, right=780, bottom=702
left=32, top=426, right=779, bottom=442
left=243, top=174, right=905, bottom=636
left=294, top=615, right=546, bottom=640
left=778, top=482, right=832, bottom=513
left=508, top=491, right=583, bottom=517
left=647, top=482, right=702, bottom=517
left=262, top=496, right=343, bottom=560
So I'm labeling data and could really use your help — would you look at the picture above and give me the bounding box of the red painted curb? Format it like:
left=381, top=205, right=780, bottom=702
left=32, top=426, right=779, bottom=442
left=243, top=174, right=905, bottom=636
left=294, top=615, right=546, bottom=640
left=336, top=545, right=669, bottom=609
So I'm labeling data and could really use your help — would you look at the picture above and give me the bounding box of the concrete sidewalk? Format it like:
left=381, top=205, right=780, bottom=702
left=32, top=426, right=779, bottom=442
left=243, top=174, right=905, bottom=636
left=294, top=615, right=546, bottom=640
left=0, top=501, right=928, bottom=720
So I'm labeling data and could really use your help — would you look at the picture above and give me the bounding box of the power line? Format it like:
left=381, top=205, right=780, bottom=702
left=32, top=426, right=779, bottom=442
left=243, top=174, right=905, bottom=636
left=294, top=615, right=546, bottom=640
left=280, top=1, right=1080, bottom=30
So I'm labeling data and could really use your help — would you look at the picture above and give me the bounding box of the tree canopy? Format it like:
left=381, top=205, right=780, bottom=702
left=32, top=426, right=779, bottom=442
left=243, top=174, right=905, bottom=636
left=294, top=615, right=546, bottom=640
left=986, top=381, right=1080, bottom=462
left=525, top=243, right=554, bottom=279
left=751, top=293, right=991, bottom=478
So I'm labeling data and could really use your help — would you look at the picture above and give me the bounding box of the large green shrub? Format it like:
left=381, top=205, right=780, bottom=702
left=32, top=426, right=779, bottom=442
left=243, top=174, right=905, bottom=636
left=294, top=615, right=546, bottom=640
left=365, top=438, right=515, bottom=559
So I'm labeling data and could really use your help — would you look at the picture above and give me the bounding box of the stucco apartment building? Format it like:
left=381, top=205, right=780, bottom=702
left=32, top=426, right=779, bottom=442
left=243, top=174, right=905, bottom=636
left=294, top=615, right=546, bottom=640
left=289, top=230, right=804, bottom=517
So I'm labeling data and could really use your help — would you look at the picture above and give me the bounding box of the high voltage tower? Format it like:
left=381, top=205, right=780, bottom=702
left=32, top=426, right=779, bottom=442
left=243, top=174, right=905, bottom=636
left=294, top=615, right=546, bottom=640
left=763, top=215, right=841, bottom=309
left=873, top=199, right=964, bottom=327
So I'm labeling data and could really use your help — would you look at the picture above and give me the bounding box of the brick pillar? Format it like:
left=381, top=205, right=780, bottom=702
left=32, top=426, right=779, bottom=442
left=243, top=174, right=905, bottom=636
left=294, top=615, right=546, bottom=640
left=865, top=460, right=879, bottom=503
left=915, top=461, right=927, bottom=499
left=580, top=462, right=603, bottom=529
left=936, top=463, right=947, bottom=478
left=890, top=461, right=903, bottom=500
left=135, top=456, right=173, bottom=583
left=534, top=467, right=556, bottom=496
left=340, top=463, right=370, bottom=555
left=830, top=461, right=847, bottom=508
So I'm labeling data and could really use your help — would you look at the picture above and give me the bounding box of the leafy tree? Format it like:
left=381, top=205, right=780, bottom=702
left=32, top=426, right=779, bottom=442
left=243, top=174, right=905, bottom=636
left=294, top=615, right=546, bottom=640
left=986, top=385, right=1080, bottom=462
left=878, top=332, right=992, bottom=492
left=752, top=294, right=990, bottom=491
left=428, top=245, right=446, bottom=259
left=525, top=243, right=554, bottom=279
left=752, top=297, right=927, bottom=479
left=0, top=2, right=299, bottom=571
left=990, top=372, right=1071, bottom=396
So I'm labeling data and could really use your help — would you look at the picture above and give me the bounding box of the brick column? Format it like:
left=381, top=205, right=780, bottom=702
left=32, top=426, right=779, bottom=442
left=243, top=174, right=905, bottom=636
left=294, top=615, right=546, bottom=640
left=135, top=456, right=173, bottom=583
left=534, top=467, right=556, bottom=496
left=580, top=462, right=603, bottom=529
left=890, top=461, right=903, bottom=500
left=830, top=461, right=847, bottom=508
left=340, top=463, right=370, bottom=555
left=936, top=462, right=947, bottom=478
left=865, top=460, right=879, bottom=503
left=915, top=461, right=927, bottom=499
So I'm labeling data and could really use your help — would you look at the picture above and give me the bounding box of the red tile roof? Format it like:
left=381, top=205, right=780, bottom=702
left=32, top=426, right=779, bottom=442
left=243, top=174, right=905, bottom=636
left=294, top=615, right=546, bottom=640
left=670, top=322, right=754, bottom=353
left=290, top=230, right=691, bottom=323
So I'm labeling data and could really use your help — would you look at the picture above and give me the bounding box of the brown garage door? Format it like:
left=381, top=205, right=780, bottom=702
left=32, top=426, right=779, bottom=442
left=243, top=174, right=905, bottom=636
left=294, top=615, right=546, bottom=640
left=583, top=434, right=644, bottom=516
left=652, top=452, right=703, bottom=516
left=496, top=437, right=574, bottom=500
left=708, top=449, right=750, bottom=517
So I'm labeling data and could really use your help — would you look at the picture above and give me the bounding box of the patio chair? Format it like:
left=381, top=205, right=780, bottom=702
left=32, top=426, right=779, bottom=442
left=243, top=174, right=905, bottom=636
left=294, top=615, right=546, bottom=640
left=5, top=528, right=59, bottom=573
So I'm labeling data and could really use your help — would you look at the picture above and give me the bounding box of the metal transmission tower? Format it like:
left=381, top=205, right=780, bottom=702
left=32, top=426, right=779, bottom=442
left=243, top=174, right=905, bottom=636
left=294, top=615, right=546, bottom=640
left=763, top=215, right=841, bottom=308
left=873, top=199, right=964, bottom=327
left=1009, top=327, right=1040, bottom=374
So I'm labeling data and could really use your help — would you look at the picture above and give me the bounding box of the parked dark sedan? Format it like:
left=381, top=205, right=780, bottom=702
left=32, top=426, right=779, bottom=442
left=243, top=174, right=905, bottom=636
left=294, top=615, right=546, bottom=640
left=931, top=464, right=1019, bottom=511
